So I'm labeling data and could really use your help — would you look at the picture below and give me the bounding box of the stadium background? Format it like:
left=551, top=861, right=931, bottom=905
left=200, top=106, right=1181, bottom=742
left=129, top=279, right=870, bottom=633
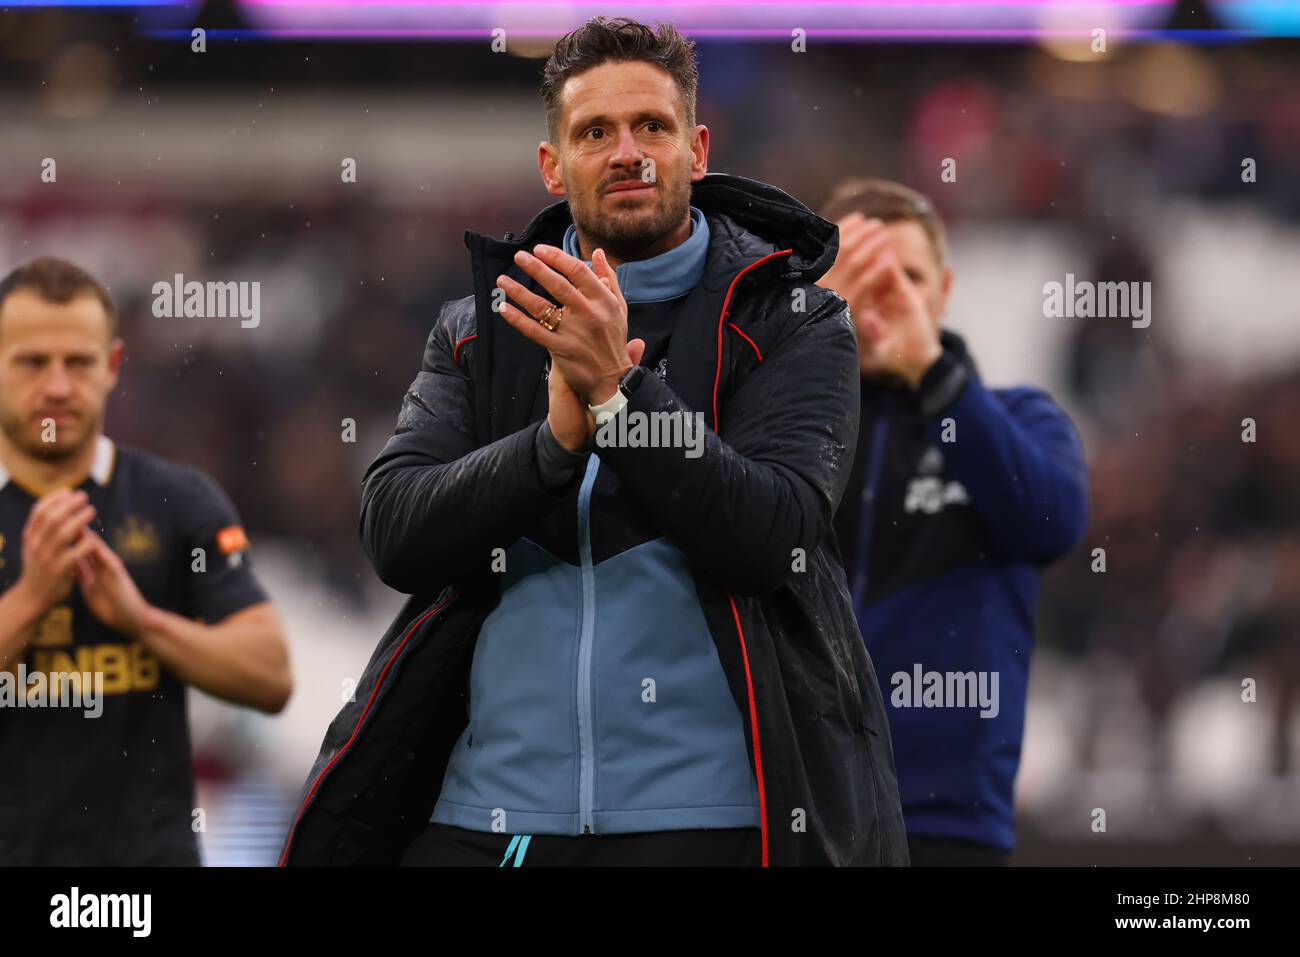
left=1, top=0, right=1298, bottom=864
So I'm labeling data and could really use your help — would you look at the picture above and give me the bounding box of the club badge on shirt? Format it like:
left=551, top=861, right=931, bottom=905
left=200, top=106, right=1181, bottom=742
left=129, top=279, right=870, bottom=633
left=114, top=516, right=162, bottom=564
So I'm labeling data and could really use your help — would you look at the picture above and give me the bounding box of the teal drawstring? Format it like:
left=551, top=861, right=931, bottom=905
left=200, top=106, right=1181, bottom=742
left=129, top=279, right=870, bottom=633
left=498, top=835, right=520, bottom=866
left=498, top=834, right=532, bottom=867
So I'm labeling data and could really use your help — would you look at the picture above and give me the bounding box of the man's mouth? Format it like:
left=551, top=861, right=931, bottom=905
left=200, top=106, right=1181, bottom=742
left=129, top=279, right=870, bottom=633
left=35, top=411, right=79, bottom=425
left=605, top=180, right=657, bottom=198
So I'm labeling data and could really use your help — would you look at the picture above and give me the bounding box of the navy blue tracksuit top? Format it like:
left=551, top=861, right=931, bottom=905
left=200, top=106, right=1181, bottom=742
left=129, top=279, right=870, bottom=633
left=833, top=330, right=1089, bottom=850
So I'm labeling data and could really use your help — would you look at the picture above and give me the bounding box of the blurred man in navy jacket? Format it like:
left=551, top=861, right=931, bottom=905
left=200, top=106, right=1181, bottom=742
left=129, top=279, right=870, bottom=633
left=818, top=179, right=1089, bottom=865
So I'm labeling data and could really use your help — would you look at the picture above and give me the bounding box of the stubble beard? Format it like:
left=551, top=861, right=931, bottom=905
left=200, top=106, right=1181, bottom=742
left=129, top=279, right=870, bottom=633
left=570, top=172, right=692, bottom=263
left=0, top=403, right=96, bottom=463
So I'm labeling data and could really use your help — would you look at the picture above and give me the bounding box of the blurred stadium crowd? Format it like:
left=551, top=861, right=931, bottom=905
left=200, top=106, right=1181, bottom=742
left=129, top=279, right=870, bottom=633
left=2, top=18, right=1298, bottom=862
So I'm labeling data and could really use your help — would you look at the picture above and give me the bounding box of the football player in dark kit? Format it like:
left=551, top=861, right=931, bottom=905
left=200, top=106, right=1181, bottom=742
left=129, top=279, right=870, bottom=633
left=0, top=258, right=292, bottom=866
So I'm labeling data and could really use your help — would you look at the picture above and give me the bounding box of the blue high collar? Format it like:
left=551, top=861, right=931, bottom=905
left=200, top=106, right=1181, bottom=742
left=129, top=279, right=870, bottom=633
left=561, top=206, right=709, bottom=304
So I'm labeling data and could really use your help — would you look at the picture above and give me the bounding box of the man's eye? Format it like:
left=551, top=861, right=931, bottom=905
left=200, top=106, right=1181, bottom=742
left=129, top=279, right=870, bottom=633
left=646, top=122, right=663, bottom=133
left=586, top=128, right=604, bottom=140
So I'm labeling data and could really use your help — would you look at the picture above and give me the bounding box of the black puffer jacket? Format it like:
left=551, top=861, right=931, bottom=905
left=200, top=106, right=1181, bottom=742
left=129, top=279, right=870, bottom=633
left=279, top=172, right=908, bottom=866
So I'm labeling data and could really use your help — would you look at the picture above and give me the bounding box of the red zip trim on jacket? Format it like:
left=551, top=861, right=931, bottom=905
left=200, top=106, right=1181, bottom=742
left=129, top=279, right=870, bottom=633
left=712, top=249, right=791, bottom=430
left=712, top=247, right=792, bottom=868
left=727, top=590, right=769, bottom=866
left=277, top=589, right=459, bottom=866
left=453, top=334, right=477, bottom=364
left=727, top=322, right=764, bottom=363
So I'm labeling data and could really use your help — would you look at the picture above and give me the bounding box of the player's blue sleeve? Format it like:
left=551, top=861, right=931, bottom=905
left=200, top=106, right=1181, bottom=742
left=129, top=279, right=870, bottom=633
left=920, top=358, right=1089, bottom=564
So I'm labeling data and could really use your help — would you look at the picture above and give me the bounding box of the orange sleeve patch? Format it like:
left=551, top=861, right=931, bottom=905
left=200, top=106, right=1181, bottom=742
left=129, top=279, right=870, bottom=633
left=216, top=525, right=250, bottom=555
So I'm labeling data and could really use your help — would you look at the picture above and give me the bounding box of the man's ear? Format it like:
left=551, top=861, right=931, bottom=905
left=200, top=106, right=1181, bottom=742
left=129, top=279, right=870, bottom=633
left=539, top=142, right=566, bottom=198
left=936, top=265, right=954, bottom=324
left=106, top=338, right=124, bottom=390
left=689, top=125, right=709, bottom=182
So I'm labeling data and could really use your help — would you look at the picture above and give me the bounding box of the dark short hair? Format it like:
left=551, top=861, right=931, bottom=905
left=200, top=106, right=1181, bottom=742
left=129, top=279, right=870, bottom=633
left=0, top=257, right=118, bottom=338
left=540, top=16, right=698, bottom=143
left=820, top=178, right=949, bottom=267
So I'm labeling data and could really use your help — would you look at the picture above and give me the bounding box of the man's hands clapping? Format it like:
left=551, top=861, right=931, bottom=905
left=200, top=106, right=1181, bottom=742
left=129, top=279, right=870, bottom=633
left=817, top=213, right=942, bottom=389
left=496, top=244, right=645, bottom=453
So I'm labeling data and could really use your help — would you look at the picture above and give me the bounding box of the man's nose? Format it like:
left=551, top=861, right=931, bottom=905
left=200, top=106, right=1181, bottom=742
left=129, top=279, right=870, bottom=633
left=42, top=362, right=74, bottom=397
left=609, top=126, right=644, bottom=172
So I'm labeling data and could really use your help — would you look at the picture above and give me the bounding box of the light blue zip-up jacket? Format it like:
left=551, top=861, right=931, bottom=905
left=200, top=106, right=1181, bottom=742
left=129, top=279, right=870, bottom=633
left=430, top=207, right=761, bottom=835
